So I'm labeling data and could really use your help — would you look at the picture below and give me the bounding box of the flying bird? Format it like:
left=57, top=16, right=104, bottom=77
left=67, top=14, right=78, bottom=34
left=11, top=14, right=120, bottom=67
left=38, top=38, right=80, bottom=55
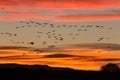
left=98, top=37, right=104, bottom=41
left=48, top=45, right=55, bottom=48
left=28, top=42, right=34, bottom=45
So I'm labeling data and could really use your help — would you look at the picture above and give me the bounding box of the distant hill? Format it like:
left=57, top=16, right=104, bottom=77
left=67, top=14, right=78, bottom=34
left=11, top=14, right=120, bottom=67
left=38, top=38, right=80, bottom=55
left=0, top=63, right=74, bottom=70
left=0, top=63, right=119, bottom=80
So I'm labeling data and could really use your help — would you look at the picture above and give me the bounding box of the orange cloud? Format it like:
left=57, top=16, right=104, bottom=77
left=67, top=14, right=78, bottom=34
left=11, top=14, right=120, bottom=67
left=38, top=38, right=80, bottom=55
left=55, top=14, right=120, bottom=22
left=0, top=0, right=120, bottom=9
left=0, top=0, right=120, bottom=22
left=0, top=46, right=120, bottom=70
left=0, top=12, right=51, bottom=21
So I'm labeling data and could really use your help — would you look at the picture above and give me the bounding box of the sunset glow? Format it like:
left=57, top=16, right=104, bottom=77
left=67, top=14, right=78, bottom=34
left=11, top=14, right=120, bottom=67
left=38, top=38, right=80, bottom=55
left=0, top=0, right=120, bottom=70
left=0, top=47, right=120, bottom=70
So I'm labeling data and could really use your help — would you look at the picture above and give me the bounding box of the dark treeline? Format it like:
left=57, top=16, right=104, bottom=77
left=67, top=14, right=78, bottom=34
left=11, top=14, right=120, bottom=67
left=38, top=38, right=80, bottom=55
left=0, top=63, right=119, bottom=80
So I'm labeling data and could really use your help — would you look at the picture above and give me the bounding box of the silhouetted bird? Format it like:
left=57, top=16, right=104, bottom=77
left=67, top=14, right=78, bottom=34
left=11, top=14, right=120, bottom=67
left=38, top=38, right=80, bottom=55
left=98, top=37, right=104, bottom=41
left=48, top=45, right=55, bottom=48
left=28, top=42, right=34, bottom=45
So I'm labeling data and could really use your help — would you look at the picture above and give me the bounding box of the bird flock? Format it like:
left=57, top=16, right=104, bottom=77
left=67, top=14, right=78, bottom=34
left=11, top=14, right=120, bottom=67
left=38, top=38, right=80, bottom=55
left=0, top=7, right=113, bottom=53
left=0, top=20, right=112, bottom=47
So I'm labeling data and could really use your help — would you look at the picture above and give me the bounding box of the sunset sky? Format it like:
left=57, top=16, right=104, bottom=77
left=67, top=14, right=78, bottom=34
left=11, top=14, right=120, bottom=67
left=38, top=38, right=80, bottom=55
left=0, top=0, right=120, bottom=70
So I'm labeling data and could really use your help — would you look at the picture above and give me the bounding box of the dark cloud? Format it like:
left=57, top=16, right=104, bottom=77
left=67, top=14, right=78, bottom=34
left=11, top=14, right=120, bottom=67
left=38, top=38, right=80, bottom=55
left=73, top=56, right=97, bottom=60
left=73, top=56, right=120, bottom=62
left=78, top=50, right=93, bottom=53
left=68, top=43, right=120, bottom=51
left=0, top=46, right=69, bottom=53
left=63, top=8, right=120, bottom=16
left=91, top=58, right=120, bottom=62
left=0, top=55, right=36, bottom=60
left=43, top=53, right=75, bottom=58
left=0, top=46, right=34, bottom=51
left=33, top=48, right=69, bottom=53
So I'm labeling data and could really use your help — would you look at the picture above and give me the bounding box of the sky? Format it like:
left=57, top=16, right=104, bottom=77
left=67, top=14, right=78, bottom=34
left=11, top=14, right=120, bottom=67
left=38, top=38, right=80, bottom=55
left=0, top=0, right=120, bottom=70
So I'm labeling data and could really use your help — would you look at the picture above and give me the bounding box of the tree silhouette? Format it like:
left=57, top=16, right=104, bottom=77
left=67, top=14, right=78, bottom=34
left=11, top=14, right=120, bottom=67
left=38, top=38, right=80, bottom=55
left=100, top=63, right=120, bottom=72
